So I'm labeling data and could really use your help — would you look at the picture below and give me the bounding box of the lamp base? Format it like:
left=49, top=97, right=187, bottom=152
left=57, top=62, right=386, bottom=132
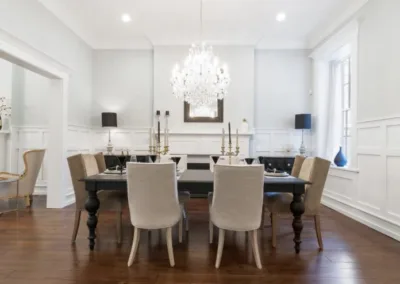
left=299, top=143, right=306, bottom=155
left=106, top=143, right=114, bottom=154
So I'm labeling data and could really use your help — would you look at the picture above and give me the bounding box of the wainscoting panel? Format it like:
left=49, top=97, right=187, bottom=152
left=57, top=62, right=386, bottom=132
left=322, top=115, right=400, bottom=242
left=254, top=128, right=311, bottom=156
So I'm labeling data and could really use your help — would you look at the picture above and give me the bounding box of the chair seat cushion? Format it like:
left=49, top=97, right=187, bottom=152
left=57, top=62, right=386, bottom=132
left=178, top=191, right=191, bottom=203
left=264, top=192, right=293, bottom=214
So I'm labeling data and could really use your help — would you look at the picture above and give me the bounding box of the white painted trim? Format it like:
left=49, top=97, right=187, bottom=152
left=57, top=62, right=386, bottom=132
left=322, top=194, right=400, bottom=242
left=330, top=166, right=360, bottom=173
left=1, top=29, right=70, bottom=209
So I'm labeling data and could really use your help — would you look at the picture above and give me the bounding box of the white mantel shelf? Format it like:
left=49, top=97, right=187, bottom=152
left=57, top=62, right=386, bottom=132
left=0, top=130, right=10, bottom=134
left=167, top=130, right=253, bottom=136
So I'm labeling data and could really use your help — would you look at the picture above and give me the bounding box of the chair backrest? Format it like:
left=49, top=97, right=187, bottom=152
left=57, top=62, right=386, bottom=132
left=291, top=155, right=306, bottom=177
left=94, top=152, right=107, bottom=172
left=210, top=155, right=240, bottom=172
left=18, top=149, right=46, bottom=196
left=126, top=162, right=181, bottom=229
left=299, top=157, right=330, bottom=215
left=211, top=164, right=264, bottom=231
left=67, top=154, right=99, bottom=210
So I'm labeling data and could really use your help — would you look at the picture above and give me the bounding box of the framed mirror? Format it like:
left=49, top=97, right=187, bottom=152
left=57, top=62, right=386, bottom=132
left=184, top=100, right=224, bottom=123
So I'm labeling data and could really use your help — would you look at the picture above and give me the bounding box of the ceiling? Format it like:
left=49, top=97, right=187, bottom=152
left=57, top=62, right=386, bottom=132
left=38, top=0, right=367, bottom=49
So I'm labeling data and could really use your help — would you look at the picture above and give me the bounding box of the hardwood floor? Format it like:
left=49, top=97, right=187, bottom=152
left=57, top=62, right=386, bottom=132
left=1, top=198, right=400, bottom=283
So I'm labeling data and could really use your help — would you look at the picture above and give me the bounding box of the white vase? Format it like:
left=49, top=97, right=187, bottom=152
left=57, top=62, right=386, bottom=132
left=240, top=120, right=249, bottom=133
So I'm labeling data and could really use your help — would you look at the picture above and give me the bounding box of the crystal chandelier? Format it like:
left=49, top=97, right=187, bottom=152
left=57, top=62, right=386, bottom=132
left=170, top=1, right=230, bottom=107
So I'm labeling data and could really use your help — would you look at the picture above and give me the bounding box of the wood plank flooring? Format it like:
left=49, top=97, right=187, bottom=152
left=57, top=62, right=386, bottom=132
left=1, top=198, right=400, bottom=283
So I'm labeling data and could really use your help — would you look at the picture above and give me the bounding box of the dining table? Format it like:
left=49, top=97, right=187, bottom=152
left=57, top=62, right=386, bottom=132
left=83, top=169, right=309, bottom=253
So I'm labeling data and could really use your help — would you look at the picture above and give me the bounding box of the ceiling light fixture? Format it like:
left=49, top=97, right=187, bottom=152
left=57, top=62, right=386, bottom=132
left=276, top=12, right=286, bottom=22
left=121, top=13, right=132, bottom=23
left=170, top=0, right=230, bottom=107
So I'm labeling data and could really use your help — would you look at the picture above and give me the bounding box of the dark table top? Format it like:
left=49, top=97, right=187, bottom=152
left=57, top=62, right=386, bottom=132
left=83, top=169, right=309, bottom=185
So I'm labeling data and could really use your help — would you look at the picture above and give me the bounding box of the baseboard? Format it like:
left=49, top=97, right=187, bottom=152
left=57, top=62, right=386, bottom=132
left=64, top=190, right=75, bottom=208
left=33, top=185, right=47, bottom=195
left=322, top=195, right=400, bottom=242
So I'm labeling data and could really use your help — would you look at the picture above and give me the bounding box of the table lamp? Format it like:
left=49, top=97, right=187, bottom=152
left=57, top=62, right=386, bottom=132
left=102, top=112, right=117, bottom=154
left=295, top=114, right=311, bottom=155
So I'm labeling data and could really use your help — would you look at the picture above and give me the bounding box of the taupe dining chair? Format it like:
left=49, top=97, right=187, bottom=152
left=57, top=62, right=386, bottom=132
left=0, top=149, right=45, bottom=210
left=126, top=162, right=181, bottom=267
left=210, top=164, right=264, bottom=269
left=265, top=157, right=330, bottom=249
left=67, top=154, right=124, bottom=244
left=262, top=155, right=306, bottom=225
left=94, top=152, right=107, bottom=172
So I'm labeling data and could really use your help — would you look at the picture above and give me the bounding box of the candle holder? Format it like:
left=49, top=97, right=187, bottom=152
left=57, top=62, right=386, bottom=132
left=235, top=146, right=240, bottom=156
left=163, top=145, right=169, bottom=155
left=226, top=142, right=235, bottom=165
left=221, top=146, right=225, bottom=155
left=156, top=143, right=163, bottom=160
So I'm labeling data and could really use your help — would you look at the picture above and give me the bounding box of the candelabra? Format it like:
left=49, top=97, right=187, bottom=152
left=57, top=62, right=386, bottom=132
left=156, top=142, right=163, bottom=160
left=221, top=146, right=225, bottom=155
left=235, top=146, right=240, bottom=156
left=226, top=142, right=236, bottom=165
left=163, top=145, right=169, bottom=155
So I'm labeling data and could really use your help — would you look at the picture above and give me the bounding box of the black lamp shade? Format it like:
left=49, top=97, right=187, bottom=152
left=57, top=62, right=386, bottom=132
left=102, top=112, right=117, bottom=127
left=295, top=114, right=311, bottom=130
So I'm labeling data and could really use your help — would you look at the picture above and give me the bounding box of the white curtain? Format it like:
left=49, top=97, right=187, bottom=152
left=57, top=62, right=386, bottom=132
left=324, top=61, right=343, bottom=161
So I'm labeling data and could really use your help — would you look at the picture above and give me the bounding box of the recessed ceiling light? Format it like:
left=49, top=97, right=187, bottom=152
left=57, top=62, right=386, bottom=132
left=276, top=12, right=286, bottom=22
left=121, top=13, right=132, bottom=23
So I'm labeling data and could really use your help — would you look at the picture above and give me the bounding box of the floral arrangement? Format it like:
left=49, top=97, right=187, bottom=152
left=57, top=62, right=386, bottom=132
left=0, top=97, right=11, bottom=117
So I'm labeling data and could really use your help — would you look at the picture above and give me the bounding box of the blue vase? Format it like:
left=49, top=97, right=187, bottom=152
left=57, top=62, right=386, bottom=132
left=334, top=147, right=347, bottom=167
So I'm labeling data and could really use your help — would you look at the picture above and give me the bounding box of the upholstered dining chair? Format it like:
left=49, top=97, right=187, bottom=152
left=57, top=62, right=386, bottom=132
left=160, top=155, right=190, bottom=232
left=0, top=149, right=46, bottom=210
left=126, top=162, right=181, bottom=267
left=262, top=155, right=306, bottom=225
left=208, top=155, right=241, bottom=237
left=265, top=157, right=330, bottom=250
left=67, top=154, right=124, bottom=244
left=210, top=164, right=264, bottom=269
left=94, top=152, right=107, bottom=172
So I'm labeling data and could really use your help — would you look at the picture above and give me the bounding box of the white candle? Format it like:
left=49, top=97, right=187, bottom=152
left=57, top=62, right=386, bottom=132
left=236, top=128, right=239, bottom=148
left=166, top=129, right=169, bottom=146
left=164, top=129, right=167, bottom=146
left=149, top=128, right=153, bottom=147
left=222, top=128, right=225, bottom=147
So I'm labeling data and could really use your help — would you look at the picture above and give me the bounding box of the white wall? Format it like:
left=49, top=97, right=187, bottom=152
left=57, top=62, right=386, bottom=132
left=357, top=0, right=400, bottom=121
left=255, top=50, right=312, bottom=129
left=314, top=0, right=400, bottom=241
left=0, top=0, right=93, bottom=126
left=0, top=59, right=12, bottom=171
left=154, top=46, right=255, bottom=132
left=254, top=50, right=312, bottom=156
left=92, top=50, right=153, bottom=128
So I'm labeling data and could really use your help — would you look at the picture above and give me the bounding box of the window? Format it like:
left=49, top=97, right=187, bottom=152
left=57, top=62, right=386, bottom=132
left=340, top=57, right=351, bottom=160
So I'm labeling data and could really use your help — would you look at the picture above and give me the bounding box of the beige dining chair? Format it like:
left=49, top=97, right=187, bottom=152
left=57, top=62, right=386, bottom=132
left=265, top=157, right=330, bottom=249
left=0, top=149, right=45, bottom=210
left=262, top=155, right=306, bottom=225
left=126, top=162, right=181, bottom=267
left=160, top=155, right=190, bottom=232
left=210, top=164, right=264, bottom=269
left=208, top=156, right=241, bottom=240
left=94, top=152, right=107, bottom=172
left=68, top=154, right=124, bottom=244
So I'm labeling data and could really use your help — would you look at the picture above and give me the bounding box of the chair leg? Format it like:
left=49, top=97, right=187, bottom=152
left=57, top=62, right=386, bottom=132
left=314, top=215, right=324, bottom=250
left=183, top=206, right=189, bottom=231
left=166, top=227, right=175, bottom=267
left=261, top=203, right=265, bottom=228
left=71, top=210, right=81, bottom=243
left=25, top=195, right=32, bottom=209
left=250, top=230, right=262, bottom=269
left=178, top=216, right=183, bottom=243
left=215, top=228, right=225, bottom=268
left=271, top=213, right=277, bottom=248
left=209, top=219, right=213, bottom=244
left=127, top=227, right=140, bottom=267
left=116, top=211, right=122, bottom=245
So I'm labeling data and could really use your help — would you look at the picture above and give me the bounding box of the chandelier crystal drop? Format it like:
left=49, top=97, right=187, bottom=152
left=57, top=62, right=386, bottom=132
left=171, top=42, right=231, bottom=107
